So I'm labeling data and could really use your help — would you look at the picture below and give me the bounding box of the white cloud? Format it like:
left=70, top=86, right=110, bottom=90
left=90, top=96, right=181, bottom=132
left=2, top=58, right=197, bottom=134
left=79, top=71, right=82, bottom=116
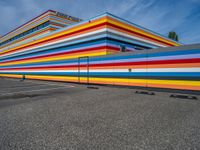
left=104, top=0, right=141, bottom=16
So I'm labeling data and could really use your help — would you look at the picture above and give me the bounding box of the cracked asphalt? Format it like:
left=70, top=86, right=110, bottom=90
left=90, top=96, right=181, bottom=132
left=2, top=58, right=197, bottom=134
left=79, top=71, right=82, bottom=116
left=0, top=77, right=200, bottom=150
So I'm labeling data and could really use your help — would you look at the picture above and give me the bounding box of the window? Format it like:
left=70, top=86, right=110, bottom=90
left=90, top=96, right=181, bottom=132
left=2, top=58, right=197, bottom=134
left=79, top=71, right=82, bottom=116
left=0, top=21, right=50, bottom=47
left=120, top=45, right=126, bottom=52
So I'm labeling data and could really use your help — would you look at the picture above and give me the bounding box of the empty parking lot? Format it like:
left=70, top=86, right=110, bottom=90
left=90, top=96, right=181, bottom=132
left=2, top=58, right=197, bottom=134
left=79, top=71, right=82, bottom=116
left=0, top=77, right=200, bottom=150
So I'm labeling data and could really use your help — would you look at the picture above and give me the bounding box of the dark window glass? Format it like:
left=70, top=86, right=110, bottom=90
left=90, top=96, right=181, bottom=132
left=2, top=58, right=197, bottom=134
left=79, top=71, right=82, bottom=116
left=120, top=45, right=126, bottom=52
left=0, top=21, right=49, bottom=46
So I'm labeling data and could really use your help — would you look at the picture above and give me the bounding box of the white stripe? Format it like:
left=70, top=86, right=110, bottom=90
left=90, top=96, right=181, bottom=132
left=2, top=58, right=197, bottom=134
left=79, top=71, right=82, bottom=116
left=1, top=68, right=199, bottom=73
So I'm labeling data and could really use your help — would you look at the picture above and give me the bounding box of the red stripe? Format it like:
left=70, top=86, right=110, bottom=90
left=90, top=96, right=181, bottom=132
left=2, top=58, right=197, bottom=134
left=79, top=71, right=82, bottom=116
left=0, top=58, right=199, bottom=70
left=89, top=58, right=200, bottom=67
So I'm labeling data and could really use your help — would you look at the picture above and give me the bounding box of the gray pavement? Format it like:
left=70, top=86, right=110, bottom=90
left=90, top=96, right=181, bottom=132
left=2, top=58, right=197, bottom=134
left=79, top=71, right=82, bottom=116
left=0, top=77, right=200, bottom=150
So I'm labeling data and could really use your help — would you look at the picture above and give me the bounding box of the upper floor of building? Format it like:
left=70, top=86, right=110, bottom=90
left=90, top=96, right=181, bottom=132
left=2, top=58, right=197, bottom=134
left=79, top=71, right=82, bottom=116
left=0, top=10, right=82, bottom=49
left=0, top=12, right=181, bottom=62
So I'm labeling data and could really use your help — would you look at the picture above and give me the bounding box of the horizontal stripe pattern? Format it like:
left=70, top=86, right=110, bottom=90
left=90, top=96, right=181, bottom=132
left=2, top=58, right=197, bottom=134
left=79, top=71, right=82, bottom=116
left=1, top=13, right=199, bottom=91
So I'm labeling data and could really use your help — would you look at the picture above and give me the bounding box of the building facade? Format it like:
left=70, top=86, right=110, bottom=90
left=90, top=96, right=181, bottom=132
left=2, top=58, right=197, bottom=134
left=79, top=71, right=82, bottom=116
left=0, top=11, right=199, bottom=91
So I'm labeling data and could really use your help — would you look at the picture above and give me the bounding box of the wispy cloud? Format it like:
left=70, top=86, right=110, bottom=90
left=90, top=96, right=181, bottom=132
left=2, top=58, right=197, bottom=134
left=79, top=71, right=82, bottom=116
left=0, top=0, right=199, bottom=44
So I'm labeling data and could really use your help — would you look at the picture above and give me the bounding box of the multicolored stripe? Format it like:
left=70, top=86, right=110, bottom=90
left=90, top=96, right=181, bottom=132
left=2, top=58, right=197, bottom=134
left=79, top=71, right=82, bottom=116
left=1, top=13, right=195, bottom=91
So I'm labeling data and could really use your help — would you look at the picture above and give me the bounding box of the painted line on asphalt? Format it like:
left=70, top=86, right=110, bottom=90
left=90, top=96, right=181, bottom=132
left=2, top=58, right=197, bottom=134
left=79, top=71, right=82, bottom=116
left=1, top=77, right=75, bottom=88
left=0, top=84, right=55, bottom=90
left=0, top=87, right=70, bottom=97
left=23, top=80, right=75, bottom=88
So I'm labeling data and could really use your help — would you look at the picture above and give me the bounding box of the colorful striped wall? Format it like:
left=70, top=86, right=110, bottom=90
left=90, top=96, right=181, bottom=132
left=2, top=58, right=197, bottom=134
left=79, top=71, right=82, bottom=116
left=1, top=13, right=196, bottom=91
left=0, top=44, right=199, bottom=91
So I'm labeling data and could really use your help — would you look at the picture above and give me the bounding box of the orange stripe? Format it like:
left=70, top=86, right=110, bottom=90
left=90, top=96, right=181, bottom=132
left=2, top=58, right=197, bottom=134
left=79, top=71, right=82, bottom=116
left=148, top=83, right=200, bottom=91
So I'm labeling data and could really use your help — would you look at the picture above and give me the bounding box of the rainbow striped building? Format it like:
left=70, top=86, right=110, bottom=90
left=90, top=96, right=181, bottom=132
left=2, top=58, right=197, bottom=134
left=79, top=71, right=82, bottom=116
left=0, top=10, right=199, bottom=91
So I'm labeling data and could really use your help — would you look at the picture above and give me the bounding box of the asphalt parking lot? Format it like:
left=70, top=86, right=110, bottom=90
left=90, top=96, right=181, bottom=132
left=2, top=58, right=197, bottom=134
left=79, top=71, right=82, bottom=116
left=0, top=77, right=200, bottom=150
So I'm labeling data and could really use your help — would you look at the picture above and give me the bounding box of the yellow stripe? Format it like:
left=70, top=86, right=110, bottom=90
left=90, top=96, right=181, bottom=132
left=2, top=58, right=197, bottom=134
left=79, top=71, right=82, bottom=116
left=0, top=51, right=107, bottom=67
left=33, top=77, right=200, bottom=87
left=0, top=74, right=22, bottom=78
left=1, top=74, right=198, bottom=87
left=147, top=79, right=200, bottom=86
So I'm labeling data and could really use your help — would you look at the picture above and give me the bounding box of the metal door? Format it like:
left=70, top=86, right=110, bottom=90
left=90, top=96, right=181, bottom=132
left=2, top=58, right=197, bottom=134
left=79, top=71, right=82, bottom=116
left=78, top=56, right=89, bottom=84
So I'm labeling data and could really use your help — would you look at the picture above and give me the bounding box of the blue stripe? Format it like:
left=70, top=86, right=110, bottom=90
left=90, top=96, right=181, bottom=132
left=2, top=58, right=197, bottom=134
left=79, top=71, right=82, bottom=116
left=0, top=72, right=199, bottom=77
left=0, top=36, right=150, bottom=62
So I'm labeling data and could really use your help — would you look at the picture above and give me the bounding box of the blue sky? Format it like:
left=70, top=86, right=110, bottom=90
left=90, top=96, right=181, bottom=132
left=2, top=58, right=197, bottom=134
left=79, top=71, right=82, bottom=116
left=0, top=0, right=200, bottom=44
